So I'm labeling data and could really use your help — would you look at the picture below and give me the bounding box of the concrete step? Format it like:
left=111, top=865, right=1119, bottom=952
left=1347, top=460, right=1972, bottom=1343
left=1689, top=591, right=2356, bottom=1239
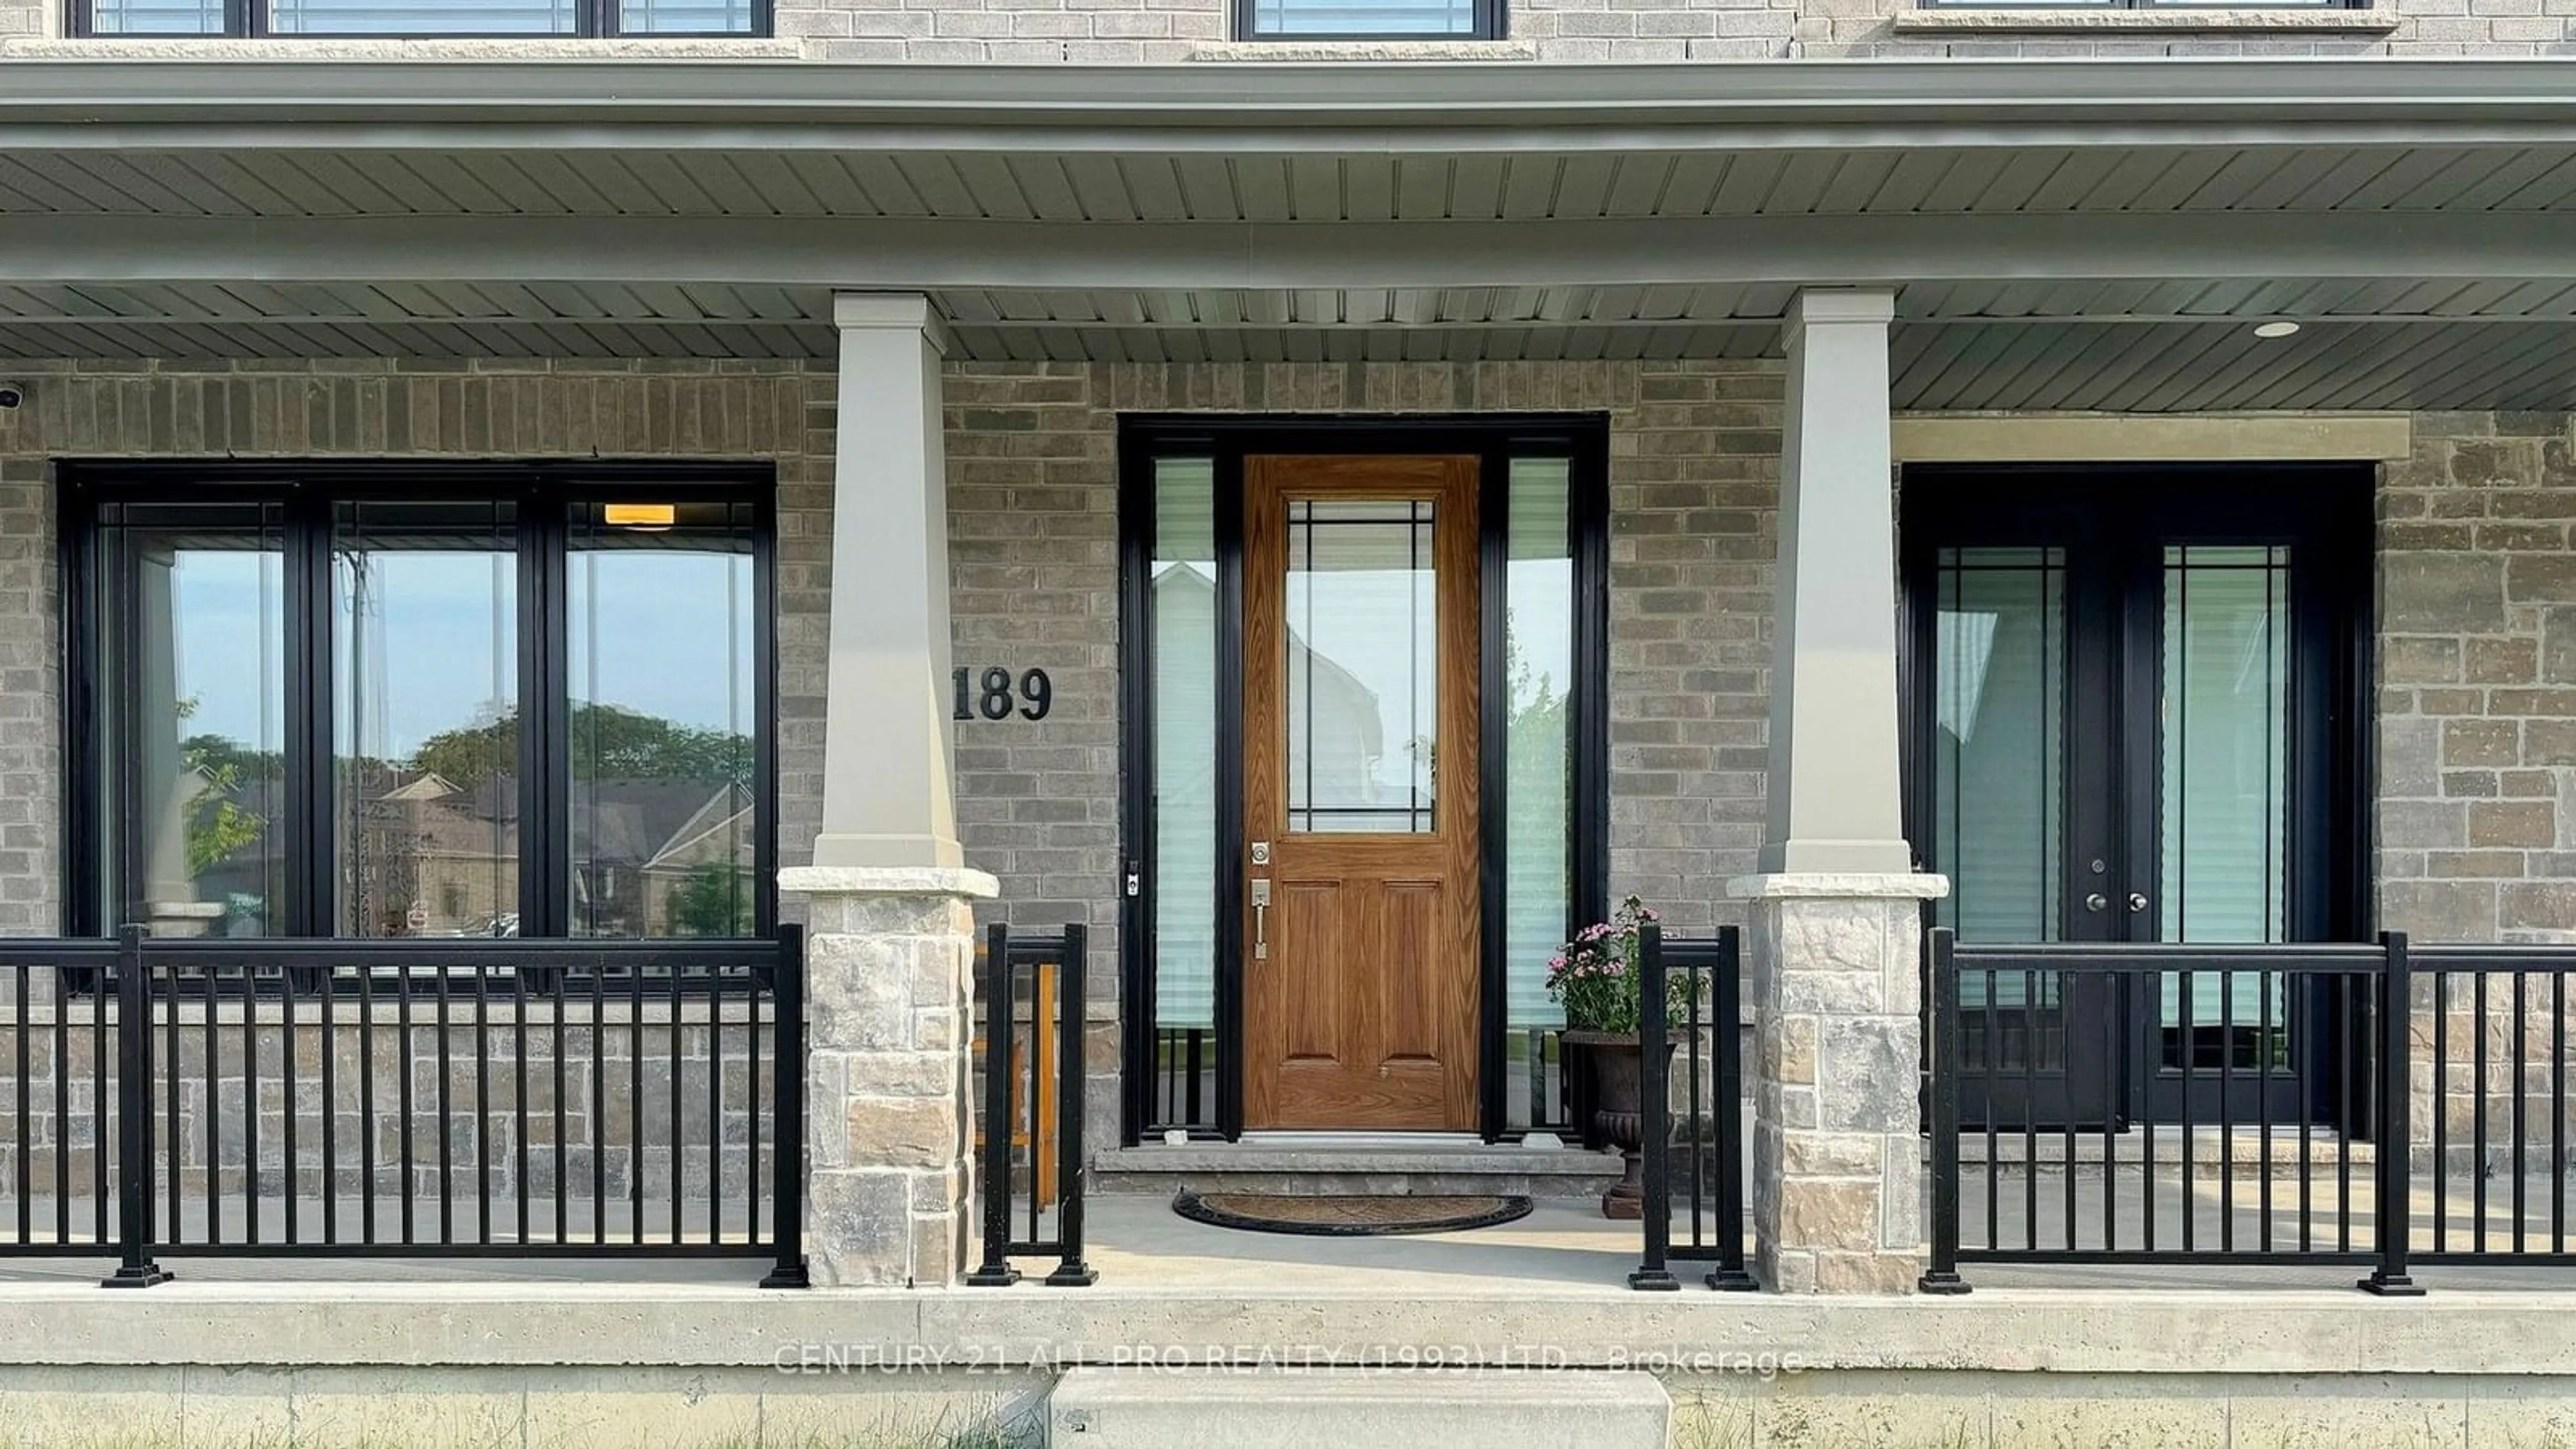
left=1091, top=1138, right=1625, bottom=1198
left=1047, top=1367, right=1669, bottom=1448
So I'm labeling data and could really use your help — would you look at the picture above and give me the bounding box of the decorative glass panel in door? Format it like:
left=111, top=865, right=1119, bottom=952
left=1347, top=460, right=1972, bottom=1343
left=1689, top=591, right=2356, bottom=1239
left=1925, top=546, right=2112, bottom=1129
left=2153, top=545, right=2303, bottom=1120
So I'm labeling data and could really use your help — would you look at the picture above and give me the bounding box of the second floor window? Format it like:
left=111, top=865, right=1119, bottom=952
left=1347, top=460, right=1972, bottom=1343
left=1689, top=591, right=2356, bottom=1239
left=1240, top=0, right=1499, bottom=40
left=77, top=0, right=764, bottom=36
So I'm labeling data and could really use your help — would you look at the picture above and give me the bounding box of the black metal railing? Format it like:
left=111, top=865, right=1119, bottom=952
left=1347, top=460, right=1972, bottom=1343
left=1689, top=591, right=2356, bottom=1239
left=1631, top=922, right=1755, bottom=1292
left=0, top=925, right=807, bottom=1289
left=2412, top=944, right=2576, bottom=1267
left=968, top=922, right=1094, bottom=1287
left=1925, top=928, right=2576, bottom=1293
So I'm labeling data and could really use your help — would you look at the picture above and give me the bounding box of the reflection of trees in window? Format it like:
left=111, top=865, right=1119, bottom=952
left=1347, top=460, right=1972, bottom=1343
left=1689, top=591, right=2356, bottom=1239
left=415, top=702, right=751, bottom=789
left=177, top=702, right=275, bottom=879
left=667, top=864, right=757, bottom=938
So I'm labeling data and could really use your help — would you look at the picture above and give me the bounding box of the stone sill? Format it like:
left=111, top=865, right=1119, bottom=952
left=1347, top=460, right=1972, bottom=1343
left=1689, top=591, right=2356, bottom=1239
left=1192, top=40, right=1538, bottom=61
left=0, top=38, right=804, bottom=60
left=1895, top=7, right=2400, bottom=33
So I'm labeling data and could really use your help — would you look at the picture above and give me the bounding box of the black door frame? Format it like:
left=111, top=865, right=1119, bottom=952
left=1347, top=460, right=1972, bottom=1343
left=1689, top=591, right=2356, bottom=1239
left=1900, top=462, right=2375, bottom=1130
left=1117, top=415, right=1611, bottom=1145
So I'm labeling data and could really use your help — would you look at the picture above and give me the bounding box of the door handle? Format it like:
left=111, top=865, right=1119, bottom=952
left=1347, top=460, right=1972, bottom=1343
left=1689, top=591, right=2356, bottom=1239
left=1251, top=878, right=1273, bottom=961
left=2127, top=892, right=2150, bottom=914
left=2084, top=893, right=2108, bottom=913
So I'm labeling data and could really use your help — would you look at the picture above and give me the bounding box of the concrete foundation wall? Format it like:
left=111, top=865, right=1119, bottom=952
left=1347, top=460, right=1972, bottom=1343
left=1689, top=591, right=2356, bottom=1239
left=1, top=1360, right=2575, bottom=1448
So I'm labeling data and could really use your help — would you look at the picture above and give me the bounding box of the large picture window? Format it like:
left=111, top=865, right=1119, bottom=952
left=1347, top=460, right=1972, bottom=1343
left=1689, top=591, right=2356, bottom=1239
left=65, top=466, right=775, bottom=943
left=73, top=0, right=765, bottom=38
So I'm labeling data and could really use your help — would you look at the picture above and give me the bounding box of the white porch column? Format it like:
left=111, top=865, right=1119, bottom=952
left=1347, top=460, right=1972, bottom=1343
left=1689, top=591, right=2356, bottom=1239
left=812, top=292, right=962, bottom=872
left=1762, top=288, right=1910, bottom=877
left=1737, top=288, right=1947, bottom=1294
left=777, top=294, right=990, bottom=1287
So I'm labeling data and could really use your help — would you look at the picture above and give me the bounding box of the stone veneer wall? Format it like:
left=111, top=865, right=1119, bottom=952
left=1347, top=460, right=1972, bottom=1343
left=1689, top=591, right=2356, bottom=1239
left=938, top=360, right=1784, bottom=1131
left=2376, top=411, right=2576, bottom=1163
left=0, top=360, right=835, bottom=939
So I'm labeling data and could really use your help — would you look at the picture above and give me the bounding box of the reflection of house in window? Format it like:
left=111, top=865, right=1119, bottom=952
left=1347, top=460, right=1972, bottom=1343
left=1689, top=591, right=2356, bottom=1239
left=343, top=770, right=519, bottom=939
left=334, top=771, right=754, bottom=938
left=574, top=781, right=755, bottom=938
left=1285, top=626, right=1391, bottom=830
left=1153, top=561, right=1407, bottom=834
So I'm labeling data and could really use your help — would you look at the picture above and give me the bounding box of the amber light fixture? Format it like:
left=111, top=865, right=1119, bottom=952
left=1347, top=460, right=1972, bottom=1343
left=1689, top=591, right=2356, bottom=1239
left=602, top=502, right=677, bottom=530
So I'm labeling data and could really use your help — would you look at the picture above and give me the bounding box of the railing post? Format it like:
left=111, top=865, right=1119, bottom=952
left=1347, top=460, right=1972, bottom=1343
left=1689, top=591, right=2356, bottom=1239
left=759, top=924, right=810, bottom=1289
left=1919, top=927, right=1970, bottom=1295
left=1629, top=922, right=1678, bottom=1291
left=1707, top=925, right=1757, bottom=1291
left=1046, top=924, right=1097, bottom=1287
left=102, top=925, right=167, bottom=1289
left=2362, top=930, right=2424, bottom=1296
left=967, top=922, right=1022, bottom=1287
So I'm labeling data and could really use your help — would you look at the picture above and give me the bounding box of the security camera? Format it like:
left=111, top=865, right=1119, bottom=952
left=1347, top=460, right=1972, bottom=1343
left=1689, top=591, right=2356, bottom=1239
left=0, top=384, right=22, bottom=410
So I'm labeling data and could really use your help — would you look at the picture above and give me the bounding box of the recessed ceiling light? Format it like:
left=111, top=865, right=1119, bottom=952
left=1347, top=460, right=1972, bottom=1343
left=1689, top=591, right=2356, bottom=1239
left=2253, top=321, right=2302, bottom=339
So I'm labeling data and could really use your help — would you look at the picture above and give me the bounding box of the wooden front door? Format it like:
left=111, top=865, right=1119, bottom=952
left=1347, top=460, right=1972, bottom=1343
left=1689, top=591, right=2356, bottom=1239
left=1241, top=455, right=1482, bottom=1131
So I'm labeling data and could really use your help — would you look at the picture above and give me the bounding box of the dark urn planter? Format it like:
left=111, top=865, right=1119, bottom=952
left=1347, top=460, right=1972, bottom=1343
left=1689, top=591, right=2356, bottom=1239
left=1564, top=1029, right=1676, bottom=1220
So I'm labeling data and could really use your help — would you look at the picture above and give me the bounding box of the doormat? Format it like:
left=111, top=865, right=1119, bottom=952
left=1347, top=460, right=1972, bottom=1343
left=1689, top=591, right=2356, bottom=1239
left=1173, top=1190, right=1532, bottom=1236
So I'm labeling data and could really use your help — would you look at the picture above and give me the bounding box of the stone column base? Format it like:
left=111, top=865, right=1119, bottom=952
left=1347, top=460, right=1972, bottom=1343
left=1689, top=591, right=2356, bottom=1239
left=1733, top=871, right=1948, bottom=1295
left=781, top=865, right=998, bottom=1288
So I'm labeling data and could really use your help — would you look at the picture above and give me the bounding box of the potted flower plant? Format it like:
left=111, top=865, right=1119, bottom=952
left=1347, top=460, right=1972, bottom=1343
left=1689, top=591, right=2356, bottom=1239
left=1547, top=895, right=1687, bottom=1219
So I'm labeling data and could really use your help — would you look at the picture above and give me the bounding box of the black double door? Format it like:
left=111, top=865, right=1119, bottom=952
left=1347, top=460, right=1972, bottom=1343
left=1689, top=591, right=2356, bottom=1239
left=1902, top=466, right=2371, bottom=1132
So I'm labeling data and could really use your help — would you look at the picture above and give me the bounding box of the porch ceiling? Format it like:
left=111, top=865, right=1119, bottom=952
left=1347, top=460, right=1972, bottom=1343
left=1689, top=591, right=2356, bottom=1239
left=11, top=142, right=2576, bottom=225
left=4, top=283, right=2574, bottom=413
left=7, top=60, right=2576, bottom=411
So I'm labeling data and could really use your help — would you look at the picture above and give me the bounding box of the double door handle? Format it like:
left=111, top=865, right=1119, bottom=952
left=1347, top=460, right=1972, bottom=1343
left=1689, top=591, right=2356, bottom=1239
left=2083, top=892, right=2151, bottom=914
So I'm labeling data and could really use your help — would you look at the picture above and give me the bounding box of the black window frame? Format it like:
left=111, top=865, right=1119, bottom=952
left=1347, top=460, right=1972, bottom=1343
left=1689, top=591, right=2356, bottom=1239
left=68, top=0, right=773, bottom=40
left=59, top=460, right=780, bottom=944
left=1233, top=0, right=1503, bottom=42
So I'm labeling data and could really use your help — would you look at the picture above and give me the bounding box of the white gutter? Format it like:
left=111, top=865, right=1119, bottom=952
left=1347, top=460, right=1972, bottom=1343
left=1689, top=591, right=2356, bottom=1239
left=1, top=58, right=2575, bottom=138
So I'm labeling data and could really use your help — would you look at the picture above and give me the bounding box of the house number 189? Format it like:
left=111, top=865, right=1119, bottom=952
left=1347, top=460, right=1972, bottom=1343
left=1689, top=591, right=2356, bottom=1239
left=953, top=666, right=1051, bottom=722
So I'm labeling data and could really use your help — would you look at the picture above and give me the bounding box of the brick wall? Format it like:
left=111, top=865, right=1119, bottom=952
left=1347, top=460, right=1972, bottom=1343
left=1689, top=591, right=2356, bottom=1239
left=13, top=0, right=2576, bottom=58
left=0, top=361, right=835, bottom=938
